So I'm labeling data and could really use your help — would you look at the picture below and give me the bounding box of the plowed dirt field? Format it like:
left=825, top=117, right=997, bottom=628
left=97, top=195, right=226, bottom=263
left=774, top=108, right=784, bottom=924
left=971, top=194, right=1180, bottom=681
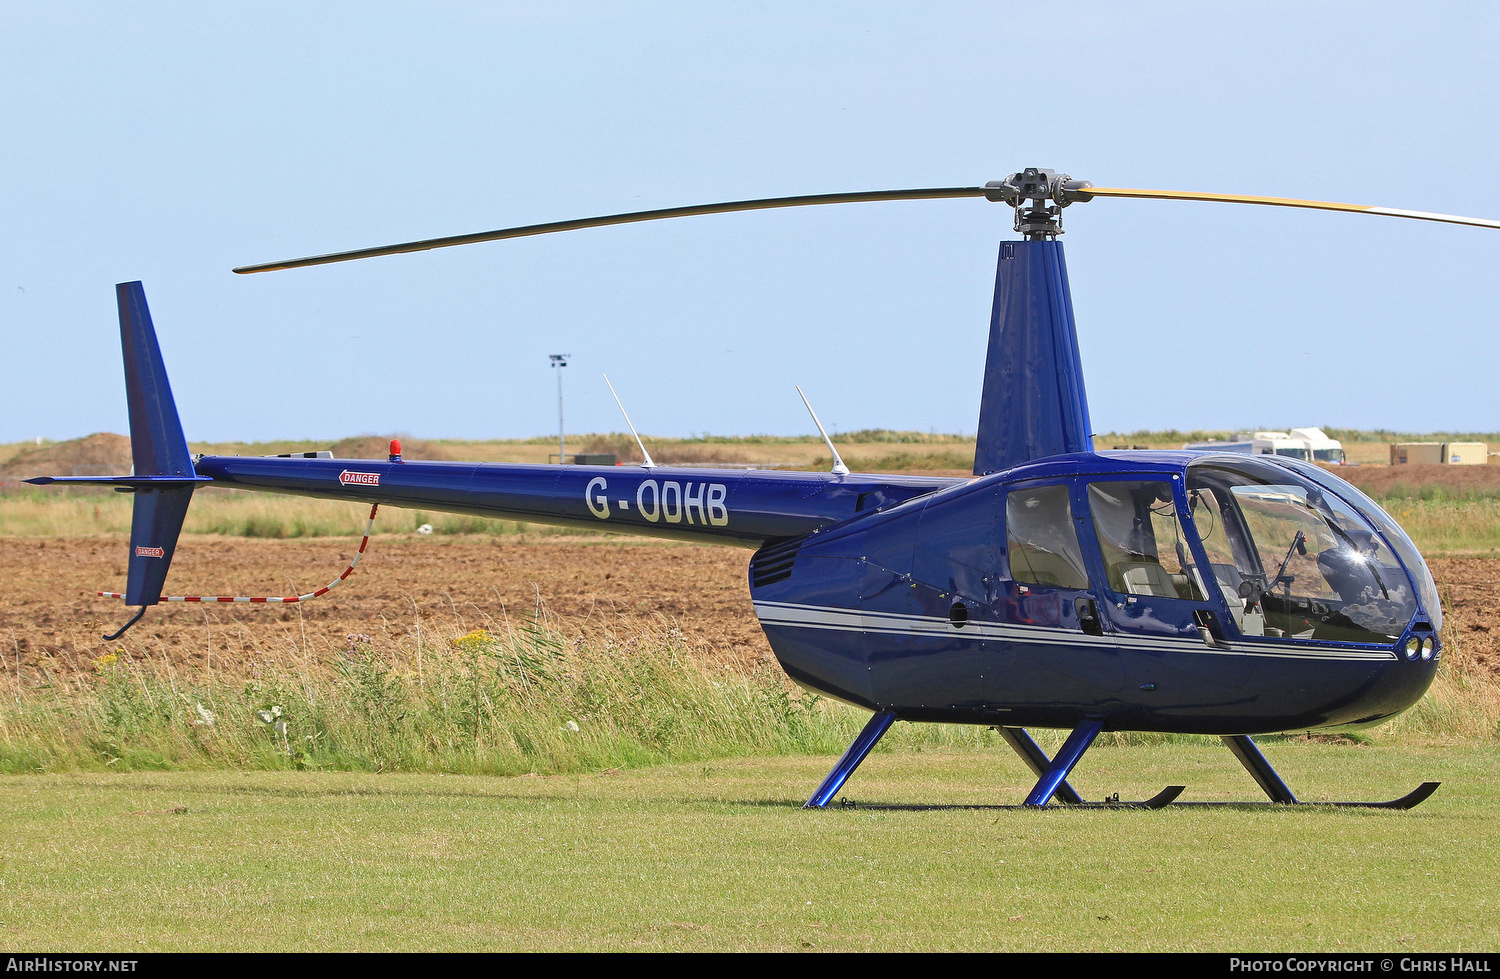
left=1, top=535, right=1495, bottom=678
left=1, top=535, right=768, bottom=675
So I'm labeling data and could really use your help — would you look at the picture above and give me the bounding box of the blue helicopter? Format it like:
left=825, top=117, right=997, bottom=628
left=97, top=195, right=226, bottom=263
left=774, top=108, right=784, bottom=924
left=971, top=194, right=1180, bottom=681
left=37, top=169, right=1498, bottom=809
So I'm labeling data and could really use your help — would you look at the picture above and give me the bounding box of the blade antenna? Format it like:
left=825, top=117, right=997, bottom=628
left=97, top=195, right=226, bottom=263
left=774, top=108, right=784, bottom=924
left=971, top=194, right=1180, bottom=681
left=602, top=374, right=656, bottom=469
left=796, top=386, right=849, bottom=476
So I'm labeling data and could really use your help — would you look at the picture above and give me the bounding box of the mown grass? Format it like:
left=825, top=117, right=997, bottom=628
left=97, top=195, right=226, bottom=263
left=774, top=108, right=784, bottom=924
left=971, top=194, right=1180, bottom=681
left=1, top=743, right=1496, bottom=951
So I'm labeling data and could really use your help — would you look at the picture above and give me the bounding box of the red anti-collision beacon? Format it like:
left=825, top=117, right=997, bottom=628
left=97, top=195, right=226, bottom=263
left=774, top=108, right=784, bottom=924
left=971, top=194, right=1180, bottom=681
left=389, top=438, right=403, bottom=463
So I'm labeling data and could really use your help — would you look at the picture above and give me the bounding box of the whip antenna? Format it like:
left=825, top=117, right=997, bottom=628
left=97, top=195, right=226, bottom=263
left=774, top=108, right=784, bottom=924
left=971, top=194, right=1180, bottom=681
left=603, top=374, right=656, bottom=468
left=797, top=386, right=849, bottom=476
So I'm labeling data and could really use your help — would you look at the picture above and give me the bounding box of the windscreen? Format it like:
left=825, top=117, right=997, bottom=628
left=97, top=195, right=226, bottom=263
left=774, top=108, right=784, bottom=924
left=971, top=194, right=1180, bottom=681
left=1270, top=456, right=1441, bottom=632
left=1187, top=459, right=1416, bottom=643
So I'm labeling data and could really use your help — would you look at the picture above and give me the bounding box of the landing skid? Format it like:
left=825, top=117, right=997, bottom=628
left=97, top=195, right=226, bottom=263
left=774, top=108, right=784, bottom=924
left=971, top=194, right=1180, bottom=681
left=1167, top=781, right=1441, bottom=810
left=832, top=785, right=1186, bottom=812
left=1184, top=735, right=1442, bottom=810
left=802, top=716, right=1441, bottom=811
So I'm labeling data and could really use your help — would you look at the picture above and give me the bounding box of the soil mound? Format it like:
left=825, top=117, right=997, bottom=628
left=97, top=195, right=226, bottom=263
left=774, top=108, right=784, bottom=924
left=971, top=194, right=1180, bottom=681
left=0, top=433, right=132, bottom=480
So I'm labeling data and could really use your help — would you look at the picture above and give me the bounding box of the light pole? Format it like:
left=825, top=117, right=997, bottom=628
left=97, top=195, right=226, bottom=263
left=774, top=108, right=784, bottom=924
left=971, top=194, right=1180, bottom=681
left=549, top=354, right=570, bottom=463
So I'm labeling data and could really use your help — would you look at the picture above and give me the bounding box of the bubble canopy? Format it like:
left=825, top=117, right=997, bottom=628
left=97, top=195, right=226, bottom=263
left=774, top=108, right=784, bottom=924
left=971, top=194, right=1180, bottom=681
left=1183, top=455, right=1434, bottom=644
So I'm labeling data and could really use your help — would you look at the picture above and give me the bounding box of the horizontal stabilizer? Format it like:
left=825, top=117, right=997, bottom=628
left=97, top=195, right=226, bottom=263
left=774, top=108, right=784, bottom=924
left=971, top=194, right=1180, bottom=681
left=26, top=474, right=209, bottom=487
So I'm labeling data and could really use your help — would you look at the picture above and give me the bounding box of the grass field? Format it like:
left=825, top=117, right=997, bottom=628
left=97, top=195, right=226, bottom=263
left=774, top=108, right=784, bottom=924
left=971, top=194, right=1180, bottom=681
left=2, top=743, right=1495, bottom=951
left=3, top=430, right=1498, bottom=951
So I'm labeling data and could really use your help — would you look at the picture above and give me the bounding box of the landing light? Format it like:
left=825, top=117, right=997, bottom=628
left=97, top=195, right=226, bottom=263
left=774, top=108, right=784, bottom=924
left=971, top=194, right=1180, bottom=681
left=1421, top=638, right=1435, bottom=661
left=1405, top=637, right=1422, bottom=661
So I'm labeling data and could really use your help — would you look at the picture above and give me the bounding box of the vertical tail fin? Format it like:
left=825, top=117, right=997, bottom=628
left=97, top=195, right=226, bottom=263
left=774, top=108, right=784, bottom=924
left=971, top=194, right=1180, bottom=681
left=118, top=281, right=195, bottom=478
left=116, top=282, right=199, bottom=610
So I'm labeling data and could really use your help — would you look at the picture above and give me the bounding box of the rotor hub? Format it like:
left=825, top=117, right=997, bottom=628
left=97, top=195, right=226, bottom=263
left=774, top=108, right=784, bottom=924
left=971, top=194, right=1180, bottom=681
left=985, top=168, right=1095, bottom=240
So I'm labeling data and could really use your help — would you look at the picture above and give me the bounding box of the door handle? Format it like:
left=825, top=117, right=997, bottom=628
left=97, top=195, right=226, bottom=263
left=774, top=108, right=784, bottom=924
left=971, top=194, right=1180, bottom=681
left=1194, top=609, right=1231, bottom=649
left=1075, top=597, right=1104, bottom=637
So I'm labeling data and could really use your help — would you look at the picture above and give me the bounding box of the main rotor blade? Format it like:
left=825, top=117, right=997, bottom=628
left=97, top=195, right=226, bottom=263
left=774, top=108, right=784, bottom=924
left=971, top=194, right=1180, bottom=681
left=1081, top=187, right=1500, bottom=231
left=232, top=187, right=993, bottom=274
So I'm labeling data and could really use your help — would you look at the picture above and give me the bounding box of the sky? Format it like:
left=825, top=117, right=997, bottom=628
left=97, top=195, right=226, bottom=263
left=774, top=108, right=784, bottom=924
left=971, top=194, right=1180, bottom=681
left=3, top=1, right=1499, bottom=445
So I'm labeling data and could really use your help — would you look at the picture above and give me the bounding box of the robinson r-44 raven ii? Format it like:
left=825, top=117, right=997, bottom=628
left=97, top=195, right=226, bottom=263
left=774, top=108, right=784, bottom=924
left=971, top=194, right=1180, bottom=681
left=38, top=169, right=1497, bottom=809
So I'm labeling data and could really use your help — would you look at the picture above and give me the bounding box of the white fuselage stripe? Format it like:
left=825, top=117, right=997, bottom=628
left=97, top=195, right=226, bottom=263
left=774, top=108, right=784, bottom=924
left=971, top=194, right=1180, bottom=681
left=752, top=601, right=1397, bottom=662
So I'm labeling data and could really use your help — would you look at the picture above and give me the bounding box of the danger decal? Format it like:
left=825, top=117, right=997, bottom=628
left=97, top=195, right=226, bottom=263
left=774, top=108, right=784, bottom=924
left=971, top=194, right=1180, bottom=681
left=339, top=470, right=381, bottom=487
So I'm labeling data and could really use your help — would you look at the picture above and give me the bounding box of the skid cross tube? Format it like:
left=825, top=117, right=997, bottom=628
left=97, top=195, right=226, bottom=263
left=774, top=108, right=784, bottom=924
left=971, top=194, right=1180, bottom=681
left=1023, top=719, right=1103, bottom=807
left=1223, top=735, right=1298, bottom=804
left=999, top=727, right=1086, bottom=805
left=805, top=711, right=897, bottom=808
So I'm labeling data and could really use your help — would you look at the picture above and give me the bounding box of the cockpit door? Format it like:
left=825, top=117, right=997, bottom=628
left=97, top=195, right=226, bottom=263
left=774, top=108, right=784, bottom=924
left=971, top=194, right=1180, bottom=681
left=1074, top=475, right=1249, bottom=687
left=994, top=479, right=1125, bottom=698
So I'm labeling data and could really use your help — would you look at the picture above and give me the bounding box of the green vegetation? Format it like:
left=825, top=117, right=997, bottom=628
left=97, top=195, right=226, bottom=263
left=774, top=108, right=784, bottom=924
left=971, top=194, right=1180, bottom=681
left=806, top=450, right=974, bottom=472
left=1367, top=484, right=1500, bottom=504
left=1, top=744, right=1496, bottom=951
left=1098, top=428, right=1500, bottom=446
left=1373, top=499, right=1500, bottom=556
left=0, top=618, right=1011, bottom=776
left=4, top=607, right=1495, bottom=778
left=8, top=479, right=1495, bottom=558
left=1323, top=427, right=1500, bottom=444
left=0, top=486, right=598, bottom=539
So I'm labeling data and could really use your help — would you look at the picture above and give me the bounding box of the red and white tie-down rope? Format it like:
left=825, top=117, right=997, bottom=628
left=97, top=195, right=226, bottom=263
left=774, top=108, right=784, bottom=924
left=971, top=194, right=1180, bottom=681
left=100, top=504, right=379, bottom=604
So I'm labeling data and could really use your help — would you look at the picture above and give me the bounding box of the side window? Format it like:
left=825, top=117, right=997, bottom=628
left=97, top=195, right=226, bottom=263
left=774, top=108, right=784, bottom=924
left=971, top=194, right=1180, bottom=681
left=1005, top=485, right=1089, bottom=590
left=1086, top=481, right=1206, bottom=600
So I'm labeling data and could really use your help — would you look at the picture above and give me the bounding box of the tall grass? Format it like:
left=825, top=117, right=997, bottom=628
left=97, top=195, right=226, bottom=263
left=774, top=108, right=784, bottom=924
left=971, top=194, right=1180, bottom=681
left=0, top=617, right=1011, bottom=775
left=3, top=606, right=1494, bottom=775
left=12, top=483, right=1487, bottom=556
left=0, top=487, right=599, bottom=539
left=815, top=450, right=974, bottom=472
left=1382, top=634, right=1500, bottom=742
left=1373, top=499, right=1500, bottom=555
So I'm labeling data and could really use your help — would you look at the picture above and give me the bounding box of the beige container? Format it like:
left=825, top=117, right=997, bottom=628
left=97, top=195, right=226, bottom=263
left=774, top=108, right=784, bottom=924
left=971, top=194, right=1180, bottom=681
left=1390, top=442, right=1445, bottom=465
left=1442, top=442, right=1488, bottom=465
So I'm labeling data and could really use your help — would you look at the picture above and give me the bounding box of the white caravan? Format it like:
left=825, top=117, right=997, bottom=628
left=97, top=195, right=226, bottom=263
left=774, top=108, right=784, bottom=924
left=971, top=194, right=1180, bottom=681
left=1182, top=427, right=1345, bottom=464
